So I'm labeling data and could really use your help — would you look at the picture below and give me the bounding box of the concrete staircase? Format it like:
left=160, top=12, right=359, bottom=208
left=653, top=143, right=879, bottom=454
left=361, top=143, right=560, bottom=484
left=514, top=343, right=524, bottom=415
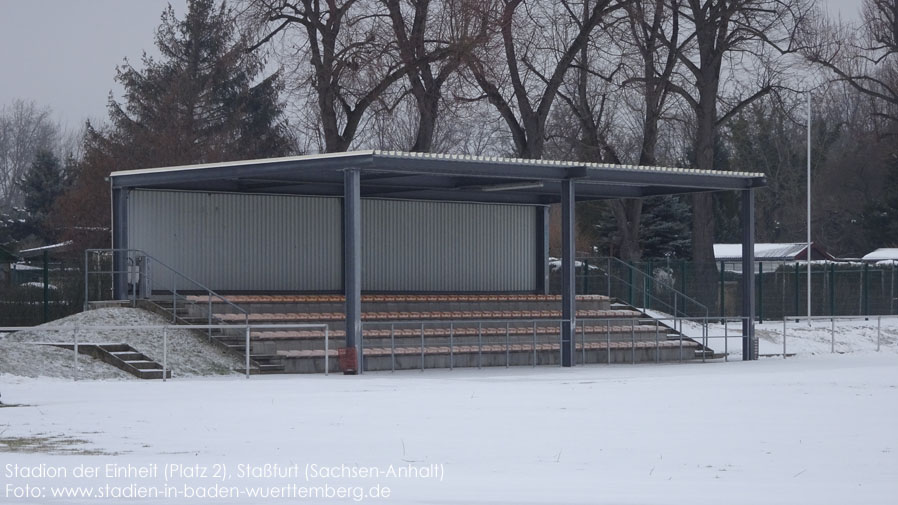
left=48, top=343, right=172, bottom=379
left=183, top=293, right=706, bottom=374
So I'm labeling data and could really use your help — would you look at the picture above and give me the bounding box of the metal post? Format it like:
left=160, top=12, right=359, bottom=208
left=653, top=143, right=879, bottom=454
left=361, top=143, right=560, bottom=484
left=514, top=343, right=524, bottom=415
left=344, top=168, right=362, bottom=372
left=719, top=260, right=726, bottom=320
left=741, top=189, right=756, bottom=360
left=807, top=91, right=812, bottom=323
left=208, top=298, right=212, bottom=340
left=863, top=262, right=870, bottom=317
left=478, top=322, right=482, bottom=369
left=163, top=327, right=167, bottom=382
left=111, top=187, right=129, bottom=300
left=560, top=178, right=576, bottom=367
left=245, top=325, right=251, bottom=379
left=757, top=261, right=764, bottom=323
left=391, top=323, right=395, bottom=372
left=830, top=262, right=836, bottom=316
left=83, top=250, right=90, bottom=311
left=679, top=327, right=683, bottom=363
left=628, top=263, right=634, bottom=306
left=42, top=250, right=49, bottom=323
left=532, top=321, right=537, bottom=367
left=631, top=319, right=636, bottom=365
left=606, top=319, right=611, bottom=364
left=877, top=316, right=881, bottom=352
left=724, top=318, right=729, bottom=362
left=325, top=326, right=330, bottom=376
left=702, top=318, right=707, bottom=364
left=831, top=317, right=835, bottom=353
left=421, top=322, right=425, bottom=372
left=582, top=321, right=587, bottom=364
left=783, top=315, right=786, bottom=359
left=795, top=262, right=800, bottom=319
left=506, top=322, right=510, bottom=368
left=655, top=320, right=659, bottom=363
left=73, top=327, right=79, bottom=382
left=449, top=323, right=453, bottom=370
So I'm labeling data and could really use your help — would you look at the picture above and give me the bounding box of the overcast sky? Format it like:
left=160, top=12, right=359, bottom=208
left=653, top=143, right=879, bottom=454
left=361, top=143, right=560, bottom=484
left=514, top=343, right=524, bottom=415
left=0, top=0, right=863, bottom=130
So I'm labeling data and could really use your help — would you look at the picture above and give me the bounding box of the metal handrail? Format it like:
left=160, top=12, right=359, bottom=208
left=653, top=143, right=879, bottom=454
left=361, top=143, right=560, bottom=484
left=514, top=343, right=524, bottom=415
left=580, top=256, right=710, bottom=322
left=84, top=249, right=249, bottom=327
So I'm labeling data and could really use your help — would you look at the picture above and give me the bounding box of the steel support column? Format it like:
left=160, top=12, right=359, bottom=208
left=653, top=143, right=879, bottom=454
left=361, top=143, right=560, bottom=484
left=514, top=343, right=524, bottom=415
left=535, top=206, right=549, bottom=294
left=343, top=168, right=362, bottom=370
left=112, top=186, right=129, bottom=300
left=561, top=179, right=575, bottom=367
left=741, top=189, right=756, bottom=360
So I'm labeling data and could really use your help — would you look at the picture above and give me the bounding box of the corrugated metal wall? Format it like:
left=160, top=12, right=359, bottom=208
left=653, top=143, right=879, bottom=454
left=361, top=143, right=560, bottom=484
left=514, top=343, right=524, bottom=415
left=128, top=190, right=342, bottom=291
left=361, top=199, right=536, bottom=291
left=127, top=191, right=537, bottom=292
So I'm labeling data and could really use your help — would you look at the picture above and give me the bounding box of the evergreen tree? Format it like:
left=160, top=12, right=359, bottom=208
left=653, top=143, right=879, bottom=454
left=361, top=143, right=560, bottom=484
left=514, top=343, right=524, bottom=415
left=108, top=0, right=293, bottom=166
left=640, top=196, right=692, bottom=259
left=53, top=0, right=294, bottom=249
left=18, top=150, right=69, bottom=241
left=0, top=150, right=70, bottom=244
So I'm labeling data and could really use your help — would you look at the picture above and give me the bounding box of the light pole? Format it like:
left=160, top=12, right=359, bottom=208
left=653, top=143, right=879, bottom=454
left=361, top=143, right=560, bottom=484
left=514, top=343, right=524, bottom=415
left=806, top=92, right=812, bottom=322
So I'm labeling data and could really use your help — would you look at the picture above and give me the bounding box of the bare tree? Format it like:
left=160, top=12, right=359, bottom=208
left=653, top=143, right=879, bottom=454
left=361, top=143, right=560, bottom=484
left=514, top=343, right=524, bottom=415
left=0, top=100, right=59, bottom=210
left=247, top=0, right=465, bottom=152
left=381, top=0, right=490, bottom=152
left=804, top=0, right=898, bottom=122
left=658, top=0, right=811, bottom=306
left=466, top=0, right=623, bottom=159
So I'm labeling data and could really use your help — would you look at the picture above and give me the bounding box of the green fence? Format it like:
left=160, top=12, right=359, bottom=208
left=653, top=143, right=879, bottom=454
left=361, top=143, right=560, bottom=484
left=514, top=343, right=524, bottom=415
left=558, top=258, right=898, bottom=320
left=0, top=253, right=83, bottom=326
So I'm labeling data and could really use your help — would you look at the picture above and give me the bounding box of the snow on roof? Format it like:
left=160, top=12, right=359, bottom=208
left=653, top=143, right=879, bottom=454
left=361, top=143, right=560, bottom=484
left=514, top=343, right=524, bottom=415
left=18, top=241, right=74, bottom=254
left=110, top=149, right=766, bottom=179
left=714, top=243, right=811, bottom=260
left=862, top=248, right=898, bottom=261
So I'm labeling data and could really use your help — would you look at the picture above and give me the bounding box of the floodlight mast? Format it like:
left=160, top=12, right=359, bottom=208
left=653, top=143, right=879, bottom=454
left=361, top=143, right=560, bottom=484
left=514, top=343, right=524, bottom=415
left=807, top=92, right=812, bottom=324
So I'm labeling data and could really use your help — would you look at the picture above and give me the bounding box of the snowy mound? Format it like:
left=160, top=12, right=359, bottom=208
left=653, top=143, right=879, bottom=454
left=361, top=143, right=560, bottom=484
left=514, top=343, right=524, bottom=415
left=0, top=307, right=243, bottom=379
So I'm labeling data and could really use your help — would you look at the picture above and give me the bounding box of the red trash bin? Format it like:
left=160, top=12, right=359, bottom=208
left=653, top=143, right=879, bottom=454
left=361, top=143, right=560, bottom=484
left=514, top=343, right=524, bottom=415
left=337, top=347, right=358, bottom=375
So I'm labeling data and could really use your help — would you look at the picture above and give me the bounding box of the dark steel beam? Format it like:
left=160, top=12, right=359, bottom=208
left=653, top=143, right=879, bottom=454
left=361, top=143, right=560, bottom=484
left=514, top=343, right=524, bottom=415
left=111, top=187, right=129, bottom=300
left=535, top=206, right=549, bottom=294
left=344, top=168, right=362, bottom=371
left=741, top=189, right=756, bottom=360
left=561, top=179, right=575, bottom=367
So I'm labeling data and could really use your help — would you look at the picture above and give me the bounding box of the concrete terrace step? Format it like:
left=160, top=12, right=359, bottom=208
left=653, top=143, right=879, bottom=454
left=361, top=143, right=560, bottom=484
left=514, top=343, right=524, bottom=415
left=216, top=309, right=643, bottom=324
left=189, top=293, right=610, bottom=304
left=277, top=339, right=699, bottom=359
left=249, top=324, right=663, bottom=340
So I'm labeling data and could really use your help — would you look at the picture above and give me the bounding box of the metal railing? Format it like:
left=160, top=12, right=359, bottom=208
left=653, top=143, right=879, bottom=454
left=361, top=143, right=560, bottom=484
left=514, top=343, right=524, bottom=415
left=359, top=316, right=707, bottom=371
left=1, top=323, right=328, bottom=380
left=84, top=249, right=249, bottom=332
left=576, top=256, right=710, bottom=328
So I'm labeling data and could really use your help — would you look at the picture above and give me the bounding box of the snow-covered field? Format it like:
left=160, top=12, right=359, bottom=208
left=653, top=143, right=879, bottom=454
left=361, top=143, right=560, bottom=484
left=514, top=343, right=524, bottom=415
left=2, top=353, right=897, bottom=504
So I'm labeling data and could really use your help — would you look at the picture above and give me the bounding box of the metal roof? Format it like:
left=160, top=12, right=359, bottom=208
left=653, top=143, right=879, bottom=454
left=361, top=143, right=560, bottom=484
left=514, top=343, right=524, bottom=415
left=110, top=150, right=767, bottom=204
left=714, top=242, right=834, bottom=261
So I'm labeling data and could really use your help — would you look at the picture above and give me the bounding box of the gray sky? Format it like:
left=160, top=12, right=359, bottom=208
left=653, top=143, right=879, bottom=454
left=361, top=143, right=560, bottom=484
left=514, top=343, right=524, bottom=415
left=0, top=0, right=186, bottom=129
left=0, top=0, right=862, bottom=129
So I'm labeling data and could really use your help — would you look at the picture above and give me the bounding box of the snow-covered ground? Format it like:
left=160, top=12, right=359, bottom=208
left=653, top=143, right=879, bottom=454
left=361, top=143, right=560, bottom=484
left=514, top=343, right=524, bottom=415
left=0, top=308, right=244, bottom=379
left=643, top=310, right=898, bottom=357
left=1, top=353, right=897, bottom=504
